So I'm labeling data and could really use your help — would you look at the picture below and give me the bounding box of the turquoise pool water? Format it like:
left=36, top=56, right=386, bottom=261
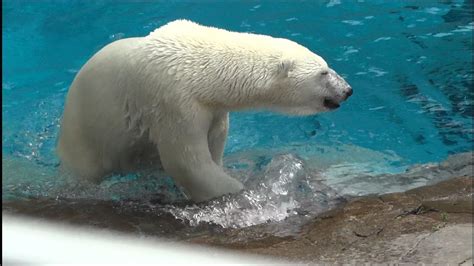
left=2, top=1, right=473, bottom=230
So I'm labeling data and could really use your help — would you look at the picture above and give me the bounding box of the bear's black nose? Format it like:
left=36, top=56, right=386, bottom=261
left=344, top=87, right=353, bottom=99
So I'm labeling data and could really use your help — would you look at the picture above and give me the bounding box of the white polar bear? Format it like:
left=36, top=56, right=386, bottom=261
left=57, top=19, right=352, bottom=202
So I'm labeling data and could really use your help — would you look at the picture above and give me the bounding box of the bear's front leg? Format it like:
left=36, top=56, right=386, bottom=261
left=151, top=111, right=243, bottom=202
left=208, top=112, right=229, bottom=166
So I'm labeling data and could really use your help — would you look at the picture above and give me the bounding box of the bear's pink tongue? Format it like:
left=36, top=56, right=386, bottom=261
left=323, top=98, right=340, bottom=109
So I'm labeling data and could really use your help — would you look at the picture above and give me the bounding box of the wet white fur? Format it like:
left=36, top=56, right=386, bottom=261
left=57, top=20, right=345, bottom=202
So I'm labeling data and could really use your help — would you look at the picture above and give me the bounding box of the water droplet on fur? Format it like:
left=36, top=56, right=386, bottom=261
left=167, top=67, right=176, bottom=76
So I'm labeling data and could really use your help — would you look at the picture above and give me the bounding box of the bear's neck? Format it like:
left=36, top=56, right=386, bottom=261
left=193, top=55, right=279, bottom=110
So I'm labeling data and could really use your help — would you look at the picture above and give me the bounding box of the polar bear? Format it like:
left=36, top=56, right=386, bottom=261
left=57, top=19, right=352, bottom=202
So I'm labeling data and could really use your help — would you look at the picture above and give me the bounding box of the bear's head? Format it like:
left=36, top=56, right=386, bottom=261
left=269, top=55, right=353, bottom=115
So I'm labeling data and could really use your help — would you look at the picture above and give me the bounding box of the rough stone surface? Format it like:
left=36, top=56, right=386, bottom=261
left=390, top=223, right=472, bottom=264
left=209, top=176, right=472, bottom=264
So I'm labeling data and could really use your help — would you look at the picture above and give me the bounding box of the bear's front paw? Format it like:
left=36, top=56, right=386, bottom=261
left=224, top=177, right=244, bottom=193
left=191, top=177, right=244, bottom=203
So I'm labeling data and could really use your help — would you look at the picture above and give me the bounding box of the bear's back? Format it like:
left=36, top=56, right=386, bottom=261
left=146, top=19, right=308, bottom=58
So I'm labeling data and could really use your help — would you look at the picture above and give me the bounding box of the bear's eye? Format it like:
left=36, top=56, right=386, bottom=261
left=321, top=71, right=329, bottom=76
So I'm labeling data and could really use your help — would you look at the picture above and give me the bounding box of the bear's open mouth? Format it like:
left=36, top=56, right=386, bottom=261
left=323, top=98, right=340, bottom=109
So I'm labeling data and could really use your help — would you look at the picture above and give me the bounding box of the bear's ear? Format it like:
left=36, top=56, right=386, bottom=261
left=276, top=59, right=294, bottom=78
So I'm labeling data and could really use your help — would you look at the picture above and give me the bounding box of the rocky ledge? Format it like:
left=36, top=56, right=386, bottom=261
left=190, top=176, right=472, bottom=264
left=3, top=175, right=472, bottom=264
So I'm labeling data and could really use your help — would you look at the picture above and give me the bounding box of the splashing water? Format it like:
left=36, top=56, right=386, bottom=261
left=163, top=152, right=471, bottom=229
left=165, top=154, right=341, bottom=228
